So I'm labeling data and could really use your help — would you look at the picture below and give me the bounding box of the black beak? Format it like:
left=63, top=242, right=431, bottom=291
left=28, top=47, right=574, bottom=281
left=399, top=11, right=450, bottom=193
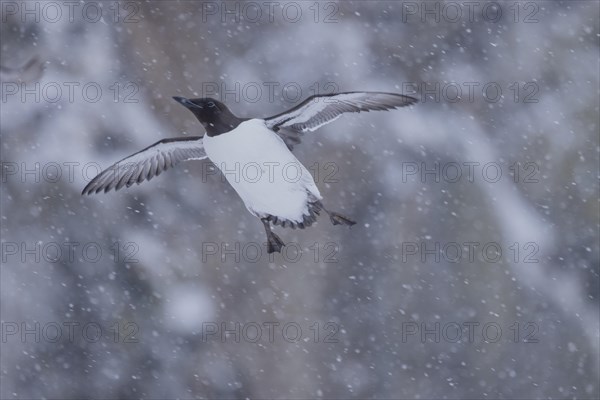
left=172, top=96, right=202, bottom=109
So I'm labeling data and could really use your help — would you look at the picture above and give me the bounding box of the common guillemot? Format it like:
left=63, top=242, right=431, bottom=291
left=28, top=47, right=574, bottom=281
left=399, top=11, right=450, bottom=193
left=82, top=92, right=417, bottom=253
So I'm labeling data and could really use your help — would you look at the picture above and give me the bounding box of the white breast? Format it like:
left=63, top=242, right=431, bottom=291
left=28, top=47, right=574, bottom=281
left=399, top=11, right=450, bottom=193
left=203, top=119, right=321, bottom=222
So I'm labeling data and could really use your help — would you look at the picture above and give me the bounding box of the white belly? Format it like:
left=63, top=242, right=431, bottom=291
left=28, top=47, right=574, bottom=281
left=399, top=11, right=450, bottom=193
left=203, top=119, right=322, bottom=222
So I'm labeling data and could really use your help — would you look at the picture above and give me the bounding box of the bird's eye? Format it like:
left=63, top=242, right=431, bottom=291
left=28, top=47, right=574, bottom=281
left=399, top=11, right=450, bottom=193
left=208, top=102, right=215, bottom=108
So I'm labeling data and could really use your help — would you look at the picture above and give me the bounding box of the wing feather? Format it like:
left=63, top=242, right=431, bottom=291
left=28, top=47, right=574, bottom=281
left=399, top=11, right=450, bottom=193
left=265, top=91, right=417, bottom=150
left=82, top=136, right=207, bottom=195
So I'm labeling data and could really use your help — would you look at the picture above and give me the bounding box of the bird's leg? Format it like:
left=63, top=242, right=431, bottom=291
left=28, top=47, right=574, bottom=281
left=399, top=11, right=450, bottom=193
left=261, top=218, right=285, bottom=254
left=320, top=204, right=357, bottom=226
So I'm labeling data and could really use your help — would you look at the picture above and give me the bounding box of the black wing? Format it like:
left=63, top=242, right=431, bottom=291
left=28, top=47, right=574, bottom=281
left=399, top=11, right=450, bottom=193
left=82, top=136, right=207, bottom=195
left=264, top=91, right=417, bottom=149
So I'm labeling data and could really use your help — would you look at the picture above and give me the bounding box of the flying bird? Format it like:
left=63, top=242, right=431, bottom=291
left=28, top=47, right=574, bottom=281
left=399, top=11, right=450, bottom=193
left=82, top=91, right=417, bottom=253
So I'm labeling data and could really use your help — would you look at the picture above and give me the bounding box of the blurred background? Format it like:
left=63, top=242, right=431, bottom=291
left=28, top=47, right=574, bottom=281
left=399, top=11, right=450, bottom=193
left=1, top=1, right=598, bottom=398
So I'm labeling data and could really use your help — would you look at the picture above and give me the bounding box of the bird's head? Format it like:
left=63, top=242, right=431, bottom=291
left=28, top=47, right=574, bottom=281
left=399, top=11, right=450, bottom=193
left=172, top=96, right=237, bottom=135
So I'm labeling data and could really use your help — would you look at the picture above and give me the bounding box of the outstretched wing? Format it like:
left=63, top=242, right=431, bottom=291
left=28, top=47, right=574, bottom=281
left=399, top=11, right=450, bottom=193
left=82, top=136, right=207, bottom=195
left=264, top=91, right=417, bottom=149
